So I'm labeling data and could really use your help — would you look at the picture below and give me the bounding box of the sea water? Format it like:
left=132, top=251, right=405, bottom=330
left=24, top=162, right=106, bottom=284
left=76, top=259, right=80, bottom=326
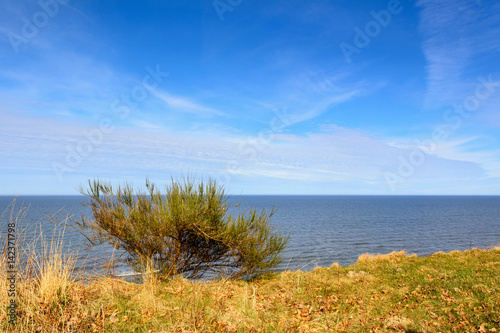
left=1, top=195, right=499, bottom=278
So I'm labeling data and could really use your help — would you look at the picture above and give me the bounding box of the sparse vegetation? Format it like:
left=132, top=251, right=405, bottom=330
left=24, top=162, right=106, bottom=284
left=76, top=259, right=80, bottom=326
left=71, top=177, right=289, bottom=280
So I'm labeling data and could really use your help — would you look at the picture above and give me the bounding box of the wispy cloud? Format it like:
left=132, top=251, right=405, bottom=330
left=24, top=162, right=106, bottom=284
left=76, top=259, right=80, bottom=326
left=412, top=0, right=500, bottom=186
left=423, top=136, right=500, bottom=178
left=150, top=90, right=228, bottom=117
left=270, top=68, right=369, bottom=125
left=0, top=112, right=487, bottom=189
left=417, top=0, right=500, bottom=108
left=290, top=90, right=361, bottom=124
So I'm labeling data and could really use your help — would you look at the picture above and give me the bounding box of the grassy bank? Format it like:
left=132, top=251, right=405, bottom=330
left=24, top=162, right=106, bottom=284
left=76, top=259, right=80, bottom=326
left=2, top=244, right=499, bottom=332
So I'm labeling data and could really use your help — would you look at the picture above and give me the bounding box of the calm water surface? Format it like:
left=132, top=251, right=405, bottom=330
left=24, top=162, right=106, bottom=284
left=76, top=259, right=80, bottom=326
left=1, top=195, right=499, bottom=277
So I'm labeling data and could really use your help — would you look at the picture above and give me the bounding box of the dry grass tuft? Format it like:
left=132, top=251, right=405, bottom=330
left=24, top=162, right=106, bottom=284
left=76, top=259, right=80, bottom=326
left=33, top=231, right=76, bottom=302
left=356, top=249, right=410, bottom=263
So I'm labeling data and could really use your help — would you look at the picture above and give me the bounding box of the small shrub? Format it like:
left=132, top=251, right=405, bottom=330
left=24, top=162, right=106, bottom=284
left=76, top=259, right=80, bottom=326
left=72, top=177, right=288, bottom=280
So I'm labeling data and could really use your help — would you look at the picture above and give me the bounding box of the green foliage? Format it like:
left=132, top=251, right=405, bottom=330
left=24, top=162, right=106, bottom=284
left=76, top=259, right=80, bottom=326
left=73, top=177, right=288, bottom=280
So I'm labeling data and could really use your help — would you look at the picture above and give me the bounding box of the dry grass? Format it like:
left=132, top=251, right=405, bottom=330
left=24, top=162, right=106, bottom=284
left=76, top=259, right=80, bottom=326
left=356, top=250, right=416, bottom=262
left=0, top=201, right=80, bottom=332
left=1, top=245, right=499, bottom=332
left=1, top=201, right=499, bottom=332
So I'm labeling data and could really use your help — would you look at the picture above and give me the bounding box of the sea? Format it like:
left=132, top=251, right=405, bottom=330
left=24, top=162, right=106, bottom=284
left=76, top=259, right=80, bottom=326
left=1, top=195, right=499, bottom=280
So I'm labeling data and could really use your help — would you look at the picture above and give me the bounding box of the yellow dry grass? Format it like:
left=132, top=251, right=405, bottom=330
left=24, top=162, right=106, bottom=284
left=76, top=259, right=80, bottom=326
left=356, top=250, right=416, bottom=263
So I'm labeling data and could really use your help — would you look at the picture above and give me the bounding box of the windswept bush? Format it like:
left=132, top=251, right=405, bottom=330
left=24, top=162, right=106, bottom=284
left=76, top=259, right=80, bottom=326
left=72, top=177, right=288, bottom=280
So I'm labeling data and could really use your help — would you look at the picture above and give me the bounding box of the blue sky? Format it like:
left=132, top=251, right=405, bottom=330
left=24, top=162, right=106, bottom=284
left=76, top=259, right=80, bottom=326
left=1, top=0, right=500, bottom=195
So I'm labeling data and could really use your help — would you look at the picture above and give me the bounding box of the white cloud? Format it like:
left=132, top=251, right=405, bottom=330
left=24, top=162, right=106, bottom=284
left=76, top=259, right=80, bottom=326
left=1, top=112, right=486, bottom=185
left=423, top=136, right=500, bottom=178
